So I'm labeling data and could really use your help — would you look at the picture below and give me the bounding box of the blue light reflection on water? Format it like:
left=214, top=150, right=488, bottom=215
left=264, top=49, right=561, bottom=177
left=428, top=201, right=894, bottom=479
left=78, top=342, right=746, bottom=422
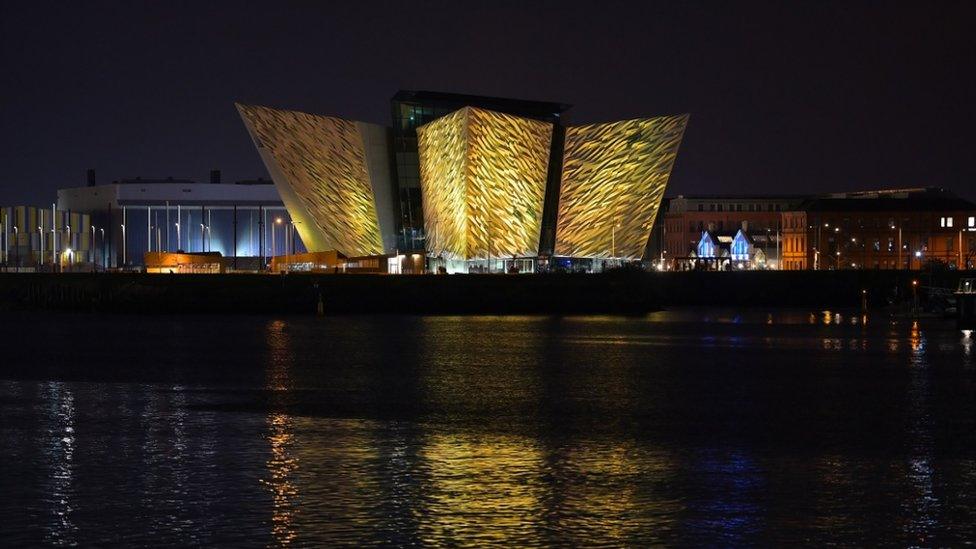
left=1, top=309, right=975, bottom=546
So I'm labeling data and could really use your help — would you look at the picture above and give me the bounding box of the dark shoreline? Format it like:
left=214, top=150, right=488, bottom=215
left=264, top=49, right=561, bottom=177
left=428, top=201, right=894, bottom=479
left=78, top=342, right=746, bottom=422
left=0, top=270, right=969, bottom=315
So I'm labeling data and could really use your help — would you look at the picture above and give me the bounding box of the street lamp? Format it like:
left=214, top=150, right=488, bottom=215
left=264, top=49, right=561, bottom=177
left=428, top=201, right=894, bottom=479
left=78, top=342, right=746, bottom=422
left=37, top=225, right=43, bottom=267
left=120, top=223, right=126, bottom=266
left=12, top=226, right=18, bottom=269
left=99, top=228, right=105, bottom=269
left=890, top=222, right=903, bottom=269
left=174, top=222, right=181, bottom=252
left=273, top=217, right=283, bottom=257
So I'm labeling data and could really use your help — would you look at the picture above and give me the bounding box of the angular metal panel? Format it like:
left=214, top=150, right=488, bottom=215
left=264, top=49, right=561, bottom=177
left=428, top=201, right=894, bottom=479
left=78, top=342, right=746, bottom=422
left=556, top=115, right=688, bottom=260
left=417, top=107, right=553, bottom=260
left=236, top=104, right=389, bottom=256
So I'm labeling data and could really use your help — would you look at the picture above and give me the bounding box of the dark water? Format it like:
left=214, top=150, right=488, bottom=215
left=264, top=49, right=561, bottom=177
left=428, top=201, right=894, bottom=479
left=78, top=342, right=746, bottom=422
left=1, top=310, right=975, bottom=546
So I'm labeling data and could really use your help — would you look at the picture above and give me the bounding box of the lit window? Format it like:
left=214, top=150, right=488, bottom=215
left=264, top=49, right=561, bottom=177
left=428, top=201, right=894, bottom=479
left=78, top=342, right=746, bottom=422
left=969, top=216, right=975, bottom=227
left=947, top=217, right=954, bottom=228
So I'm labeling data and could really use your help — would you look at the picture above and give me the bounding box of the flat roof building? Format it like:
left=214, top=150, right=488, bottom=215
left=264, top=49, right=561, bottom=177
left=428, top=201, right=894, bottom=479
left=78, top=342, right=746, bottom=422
left=57, top=172, right=291, bottom=268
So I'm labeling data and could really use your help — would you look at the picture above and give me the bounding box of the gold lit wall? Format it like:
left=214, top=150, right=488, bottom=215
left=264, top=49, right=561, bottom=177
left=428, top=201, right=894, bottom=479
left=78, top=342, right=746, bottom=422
left=555, top=115, right=688, bottom=259
left=417, top=107, right=553, bottom=260
left=237, top=104, right=385, bottom=256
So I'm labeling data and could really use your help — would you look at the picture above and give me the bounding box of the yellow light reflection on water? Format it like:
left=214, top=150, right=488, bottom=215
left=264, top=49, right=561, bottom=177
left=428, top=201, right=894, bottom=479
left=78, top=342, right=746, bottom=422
left=417, top=433, right=546, bottom=545
left=263, top=319, right=298, bottom=545
left=264, top=412, right=298, bottom=545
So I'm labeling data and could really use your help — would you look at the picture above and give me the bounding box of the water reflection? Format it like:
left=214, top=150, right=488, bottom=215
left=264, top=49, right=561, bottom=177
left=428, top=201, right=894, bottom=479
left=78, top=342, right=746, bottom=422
left=263, top=319, right=298, bottom=545
left=41, top=382, right=76, bottom=546
left=417, top=433, right=546, bottom=545
left=4, top=310, right=976, bottom=545
left=904, top=319, right=939, bottom=542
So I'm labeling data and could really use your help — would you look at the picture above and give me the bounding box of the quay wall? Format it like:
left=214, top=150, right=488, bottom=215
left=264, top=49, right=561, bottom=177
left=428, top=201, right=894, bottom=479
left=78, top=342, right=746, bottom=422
left=0, top=270, right=968, bottom=315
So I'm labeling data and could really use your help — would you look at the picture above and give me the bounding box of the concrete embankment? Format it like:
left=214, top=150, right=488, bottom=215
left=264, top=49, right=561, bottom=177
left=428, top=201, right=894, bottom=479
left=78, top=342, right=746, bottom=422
left=0, top=272, right=656, bottom=315
left=0, top=270, right=967, bottom=315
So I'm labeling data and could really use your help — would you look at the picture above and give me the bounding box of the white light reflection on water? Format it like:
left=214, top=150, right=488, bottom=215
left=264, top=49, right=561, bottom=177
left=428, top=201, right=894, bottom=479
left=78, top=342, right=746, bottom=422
left=962, top=330, right=973, bottom=366
left=6, top=310, right=976, bottom=546
left=903, top=319, right=940, bottom=543
left=41, top=382, right=76, bottom=546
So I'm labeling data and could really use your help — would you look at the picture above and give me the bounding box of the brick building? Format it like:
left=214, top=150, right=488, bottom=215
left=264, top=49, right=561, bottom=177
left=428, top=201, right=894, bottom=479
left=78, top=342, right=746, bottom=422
left=661, top=188, right=976, bottom=271
left=662, top=195, right=805, bottom=269
left=787, top=187, right=976, bottom=270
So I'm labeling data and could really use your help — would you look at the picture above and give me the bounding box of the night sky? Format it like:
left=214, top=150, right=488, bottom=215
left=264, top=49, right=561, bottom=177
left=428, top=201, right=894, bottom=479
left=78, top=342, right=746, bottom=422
left=1, top=1, right=973, bottom=205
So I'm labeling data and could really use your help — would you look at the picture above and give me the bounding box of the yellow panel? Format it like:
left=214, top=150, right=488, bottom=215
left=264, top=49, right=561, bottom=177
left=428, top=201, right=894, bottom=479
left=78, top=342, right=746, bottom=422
left=417, top=107, right=553, bottom=260
left=236, top=104, right=383, bottom=256
left=556, top=115, right=688, bottom=259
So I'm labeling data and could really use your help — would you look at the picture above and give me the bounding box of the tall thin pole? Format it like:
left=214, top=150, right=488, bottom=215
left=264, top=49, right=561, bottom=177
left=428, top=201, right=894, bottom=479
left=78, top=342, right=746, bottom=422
left=147, top=205, right=151, bottom=252
left=201, top=206, right=205, bottom=253
left=776, top=218, right=781, bottom=270
left=107, top=202, right=112, bottom=268
left=38, top=210, right=44, bottom=268
left=898, top=226, right=902, bottom=270
left=207, top=208, right=212, bottom=253
left=177, top=205, right=181, bottom=252
left=166, top=201, right=170, bottom=252
left=233, top=204, right=238, bottom=270
left=51, top=203, right=57, bottom=269
left=122, top=205, right=127, bottom=266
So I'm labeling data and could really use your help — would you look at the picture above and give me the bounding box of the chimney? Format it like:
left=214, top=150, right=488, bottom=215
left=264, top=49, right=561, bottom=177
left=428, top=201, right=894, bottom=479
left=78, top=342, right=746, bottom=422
left=87, top=169, right=96, bottom=187
left=210, top=169, right=221, bottom=184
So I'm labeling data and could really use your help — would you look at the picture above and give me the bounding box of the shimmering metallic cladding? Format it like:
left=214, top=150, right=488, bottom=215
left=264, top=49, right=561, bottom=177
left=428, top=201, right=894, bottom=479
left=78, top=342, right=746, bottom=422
left=555, top=115, right=688, bottom=259
left=417, top=107, right=553, bottom=260
left=236, top=104, right=393, bottom=256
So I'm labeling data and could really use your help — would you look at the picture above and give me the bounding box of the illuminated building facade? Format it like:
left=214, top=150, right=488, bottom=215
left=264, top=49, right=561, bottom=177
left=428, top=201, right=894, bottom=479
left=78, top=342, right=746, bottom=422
left=416, top=107, right=688, bottom=272
left=1, top=206, right=92, bottom=270
left=237, top=91, right=688, bottom=272
left=662, top=195, right=804, bottom=270
left=555, top=116, right=688, bottom=262
left=417, top=107, right=554, bottom=269
left=237, top=104, right=396, bottom=257
left=391, top=91, right=569, bottom=251
left=58, top=172, right=288, bottom=269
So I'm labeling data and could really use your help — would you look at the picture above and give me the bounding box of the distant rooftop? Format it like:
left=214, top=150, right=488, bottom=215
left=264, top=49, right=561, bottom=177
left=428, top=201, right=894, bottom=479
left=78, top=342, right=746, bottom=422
left=802, top=187, right=976, bottom=213
left=670, top=194, right=806, bottom=201
left=392, top=90, right=572, bottom=118
left=107, top=176, right=272, bottom=186
left=117, top=176, right=196, bottom=185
